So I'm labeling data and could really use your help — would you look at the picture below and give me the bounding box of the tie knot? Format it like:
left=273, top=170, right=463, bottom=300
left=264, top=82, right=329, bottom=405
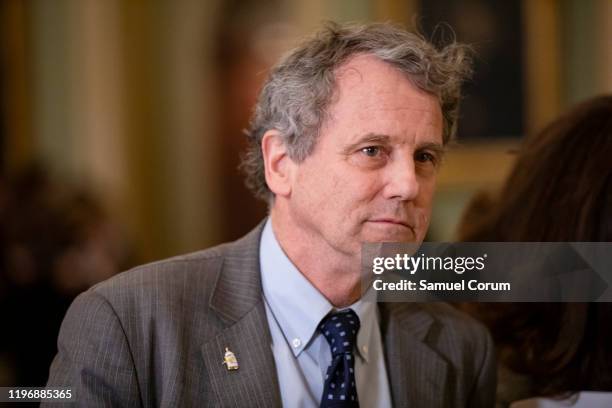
left=319, top=309, right=360, bottom=357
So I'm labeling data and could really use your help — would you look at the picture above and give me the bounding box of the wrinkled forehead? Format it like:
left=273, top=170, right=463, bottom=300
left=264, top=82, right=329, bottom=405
left=324, top=54, right=443, bottom=134
left=331, top=54, right=442, bottom=114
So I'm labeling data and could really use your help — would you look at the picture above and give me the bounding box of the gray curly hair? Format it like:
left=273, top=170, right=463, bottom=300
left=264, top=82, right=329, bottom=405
left=242, top=21, right=472, bottom=202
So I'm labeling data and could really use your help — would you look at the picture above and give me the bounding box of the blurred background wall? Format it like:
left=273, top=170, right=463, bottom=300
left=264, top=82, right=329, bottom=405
left=0, top=0, right=611, bottom=386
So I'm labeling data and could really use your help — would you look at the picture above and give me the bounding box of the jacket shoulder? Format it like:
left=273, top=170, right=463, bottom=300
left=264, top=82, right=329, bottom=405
left=90, top=221, right=265, bottom=302
left=88, top=243, right=228, bottom=305
left=103, top=244, right=225, bottom=286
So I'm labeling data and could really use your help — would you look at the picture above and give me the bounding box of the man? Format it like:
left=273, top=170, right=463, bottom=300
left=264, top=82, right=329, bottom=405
left=46, top=22, right=495, bottom=407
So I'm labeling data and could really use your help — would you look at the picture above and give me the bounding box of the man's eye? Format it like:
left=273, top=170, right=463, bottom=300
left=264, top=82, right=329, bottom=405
left=415, top=151, right=436, bottom=164
left=361, top=146, right=381, bottom=157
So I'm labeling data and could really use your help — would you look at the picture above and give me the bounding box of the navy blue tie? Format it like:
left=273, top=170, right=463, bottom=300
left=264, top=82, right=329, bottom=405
left=319, top=309, right=360, bottom=407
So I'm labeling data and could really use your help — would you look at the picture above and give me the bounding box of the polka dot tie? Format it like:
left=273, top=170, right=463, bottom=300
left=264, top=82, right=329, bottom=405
left=318, top=309, right=360, bottom=407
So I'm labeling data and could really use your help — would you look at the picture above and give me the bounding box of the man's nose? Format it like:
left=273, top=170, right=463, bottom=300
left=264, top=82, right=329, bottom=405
left=382, top=157, right=420, bottom=201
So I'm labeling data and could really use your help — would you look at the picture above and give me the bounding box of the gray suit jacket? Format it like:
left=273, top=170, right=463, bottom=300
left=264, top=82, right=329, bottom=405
left=45, top=222, right=495, bottom=407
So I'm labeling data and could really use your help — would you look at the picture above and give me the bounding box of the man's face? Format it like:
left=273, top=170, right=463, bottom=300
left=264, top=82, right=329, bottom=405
left=286, top=54, right=444, bottom=258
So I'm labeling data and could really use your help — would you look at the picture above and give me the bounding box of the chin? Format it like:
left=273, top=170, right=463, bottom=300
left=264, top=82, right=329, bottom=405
left=362, top=223, right=418, bottom=243
left=362, top=231, right=418, bottom=243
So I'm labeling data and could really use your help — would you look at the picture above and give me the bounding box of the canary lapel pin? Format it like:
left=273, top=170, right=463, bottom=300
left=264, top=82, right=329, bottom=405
left=222, top=347, right=239, bottom=371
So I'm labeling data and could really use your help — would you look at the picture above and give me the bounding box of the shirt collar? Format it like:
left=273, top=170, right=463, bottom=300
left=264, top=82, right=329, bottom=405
left=260, top=218, right=377, bottom=362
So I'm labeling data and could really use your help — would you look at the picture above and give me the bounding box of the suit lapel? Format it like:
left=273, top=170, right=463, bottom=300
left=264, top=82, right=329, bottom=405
left=201, top=302, right=280, bottom=407
left=201, top=222, right=282, bottom=407
left=380, top=303, right=449, bottom=408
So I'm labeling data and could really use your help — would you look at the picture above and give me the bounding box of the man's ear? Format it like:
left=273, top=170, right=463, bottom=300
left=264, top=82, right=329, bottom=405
left=261, top=130, right=294, bottom=197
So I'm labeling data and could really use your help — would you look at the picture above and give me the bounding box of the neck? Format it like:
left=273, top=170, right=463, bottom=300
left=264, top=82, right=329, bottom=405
left=269, top=207, right=362, bottom=307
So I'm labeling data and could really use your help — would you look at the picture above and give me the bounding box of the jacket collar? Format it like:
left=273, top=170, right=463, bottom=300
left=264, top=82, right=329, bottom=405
left=208, top=221, right=267, bottom=323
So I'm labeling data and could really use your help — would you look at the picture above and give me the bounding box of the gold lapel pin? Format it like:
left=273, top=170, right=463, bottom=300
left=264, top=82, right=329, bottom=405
left=222, top=347, right=239, bottom=371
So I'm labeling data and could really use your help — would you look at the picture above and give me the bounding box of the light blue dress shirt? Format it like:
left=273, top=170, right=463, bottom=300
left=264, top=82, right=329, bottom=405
left=260, top=219, right=392, bottom=408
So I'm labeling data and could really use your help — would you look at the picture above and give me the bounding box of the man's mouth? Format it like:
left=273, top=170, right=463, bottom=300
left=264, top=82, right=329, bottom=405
left=367, top=218, right=413, bottom=229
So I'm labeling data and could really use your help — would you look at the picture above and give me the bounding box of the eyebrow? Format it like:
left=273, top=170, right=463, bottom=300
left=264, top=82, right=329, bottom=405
left=341, top=133, right=445, bottom=156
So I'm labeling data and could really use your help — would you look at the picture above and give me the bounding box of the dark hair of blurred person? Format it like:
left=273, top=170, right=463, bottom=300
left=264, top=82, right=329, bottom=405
left=457, top=95, right=612, bottom=405
left=0, top=164, right=129, bottom=387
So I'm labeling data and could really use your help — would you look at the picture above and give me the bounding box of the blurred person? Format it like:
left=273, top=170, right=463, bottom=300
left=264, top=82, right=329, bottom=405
left=46, top=22, right=495, bottom=407
left=457, top=95, right=612, bottom=407
left=0, top=164, right=128, bottom=388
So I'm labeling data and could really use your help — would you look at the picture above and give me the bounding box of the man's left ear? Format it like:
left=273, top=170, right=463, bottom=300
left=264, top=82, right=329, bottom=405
left=261, top=130, right=294, bottom=198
